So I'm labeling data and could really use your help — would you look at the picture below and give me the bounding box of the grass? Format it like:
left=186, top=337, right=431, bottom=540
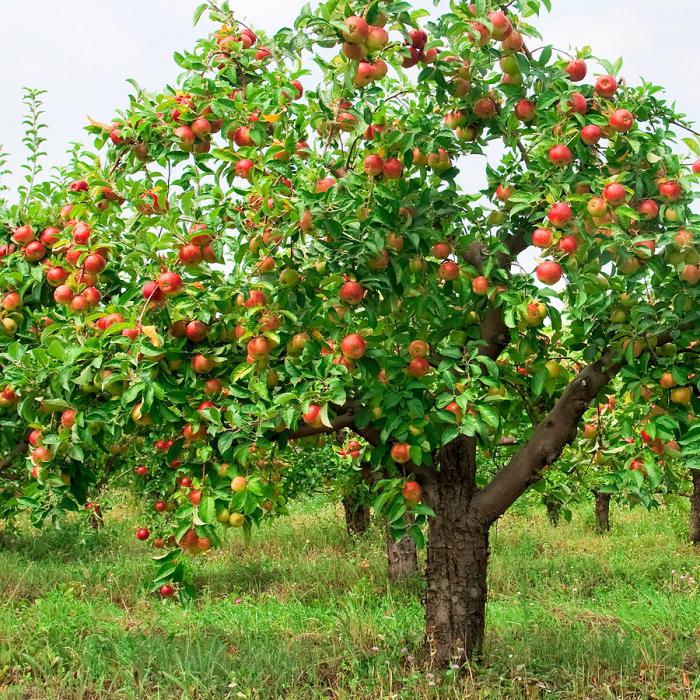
left=1, top=495, right=699, bottom=699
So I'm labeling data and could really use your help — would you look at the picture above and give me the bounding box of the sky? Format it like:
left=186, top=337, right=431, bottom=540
left=0, top=0, right=698, bottom=194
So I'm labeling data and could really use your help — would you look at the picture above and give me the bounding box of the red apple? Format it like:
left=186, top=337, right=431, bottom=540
left=536, top=261, right=563, bottom=285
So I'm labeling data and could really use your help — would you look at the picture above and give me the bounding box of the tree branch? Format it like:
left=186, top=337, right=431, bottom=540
left=0, top=440, right=28, bottom=472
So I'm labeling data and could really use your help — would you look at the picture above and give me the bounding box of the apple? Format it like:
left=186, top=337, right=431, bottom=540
left=192, top=354, right=214, bottom=374
left=2, top=292, right=22, bottom=311
left=142, top=281, right=164, bottom=304
left=61, top=409, right=77, bottom=429
left=157, top=271, right=183, bottom=295
left=488, top=11, right=512, bottom=40
left=188, top=489, right=202, bottom=506
left=315, top=177, right=336, bottom=193
left=407, top=357, right=430, bottom=377
left=354, top=62, right=375, bottom=87
left=83, top=287, right=101, bottom=307
left=587, top=196, right=607, bottom=217
left=340, top=280, right=364, bottom=305
left=473, top=97, right=497, bottom=120
left=472, top=275, right=488, bottom=295
left=83, top=253, right=106, bottom=273
left=28, top=429, right=43, bottom=447
left=386, top=233, right=404, bottom=251
left=302, top=404, right=323, bottom=428
left=581, top=125, right=602, bottom=145
left=532, top=228, right=553, bottom=247
left=557, top=236, right=578, bottom=254
left=247, top=336, right=270, bottom=358
left=680, top=264, right=700, bottom=285
left=603, top=183, right=626, bottom=206
left=12, top=224, right=34, bottom=244
left=609, top=109, right=634, bottom=132
left=233, top=126, right=254, bottom=147
left=54, top=285, right=75, bottom=305
left=566, top=59, right=587, bottom=82
left=229, top=512, right=245, bottom=527
left=548, top=202, right=573, bottom=228
left=595, top=75, right=618, bottom=98
left=431, top=242, right=452, bottom=259
left=136, top=528, right=150, bottom=541
left=160, top=584, right=175, bottom=597
left=670, top=387, right=692, bottom=405
left=363, top=154, right=384, bottom=176
left=235, top=158, right=255, bottom=180
left=501, top=30, right=523, bottom=51
left=631, top=200, right=657, bottom=224
left=382, top=158, right=404, bottom=179
left=408, top=29, right=428, bottom=50
left=391, top=443, right=411, bottom=464
left=693, top=159, right=700, bottom=174
left=408, top=340, right=429, bottom=358
left=438, top=260, right=459, bottom=281
left=515, top=99, right=536, bottom=122
left=536, top=261, right=562, bottom=285
left=658, top=179, right=682, bottom=201
left=23, top=240, right=45, bottom=262
left=342, top=15, right=369, bottom=44
left=402, top=480, right=422, bottom=504
left=186, top=320, right=208, bottom=342
left=174, top=125, right=195, bottom=149
left=548, top=144, right=573, bottom=167
left=341, top=333, right=367, bottom=360
left=567, top=93, right=587, bottom=115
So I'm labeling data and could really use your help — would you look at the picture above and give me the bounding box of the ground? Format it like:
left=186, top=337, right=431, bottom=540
left=0, top=495, right=699, bottom=699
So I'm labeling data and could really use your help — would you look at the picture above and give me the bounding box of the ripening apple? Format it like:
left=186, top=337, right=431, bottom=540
left=581, top=125, right=603, bottom=146
left=548, top=202, right=573, bottom=228
left=192, top=354, right=214, bottom=374
left=391, top=443, right=411, bottom=464
left=670, top=387, right=692, bottom=405
left=532, top=228, right=553, bottom=248
left=354, top=62, right=375, bottom=87
left=382, top=158, right=403, bottom=179
left=536, top=261, right=562, bottom=285
left=567, top=93, right=587, bottom=115
left=473, top=96, right=497, bottom=120
left=637, top=199, right=659, bottom=220
left=342, top=15, right=369, bottom=44
left=658, top=179, right=682, bottom=201
left=515, top=99, right=536, bottom=122
left=680, top=264, right=700, bottom=285
left=339, top=280, right=364, bottom=305
left=501, top=30, right=523, bottom=51
left=595, top=75, right=618, bottom=98
left=587, top=196, right=607, bottom=217
left=548, top=144, right=573, bottom=167
left=302, top=404, right=323, bottom=428
left=557, top=236, right=578, bottom=255
left=54, top=285, right=75, bottom=305
left=609, top=109, right=634, bottom=132
left=61, top=409, right=77, bottom=429
left=565, top=59, right=587, bottom=81
left=363, top=154, right=384, bottom=177
left=341, top=333, right=366, bottom=360
left=603, top=183, right=627, bottom=206
left=408, top=340, right=429, bottom=358
left=472, top=275, right=488, bottom=295
left=402, top=480, right=422, bottom=504
left=438, top=260, right=459, bottom=281
left=407, top=357, right=430, bottom=377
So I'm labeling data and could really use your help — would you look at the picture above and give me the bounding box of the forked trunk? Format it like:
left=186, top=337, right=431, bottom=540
left=424, top=436, right=488, bottom=666
left=386, top=515, right=418, bottom=581
left=690, top=471, right=700, bottom=545
left=594, top=491, right=611, bottom=533
left=342, top=495, right=370, bottom=535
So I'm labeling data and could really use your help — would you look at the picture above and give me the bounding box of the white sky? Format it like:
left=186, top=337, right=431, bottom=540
left=1, top=0, right=698, bottom=194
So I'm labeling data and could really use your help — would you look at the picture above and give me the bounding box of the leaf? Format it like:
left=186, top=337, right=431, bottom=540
left=198, top=496, right=216, bottom=525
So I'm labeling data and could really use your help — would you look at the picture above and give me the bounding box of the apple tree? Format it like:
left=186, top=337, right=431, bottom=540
left=0, top=0, right=698, bottom=666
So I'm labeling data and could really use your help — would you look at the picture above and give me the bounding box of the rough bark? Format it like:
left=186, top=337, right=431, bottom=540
left=545, top=498, right=561, bottom=527
left=690, top=471, right=700, bottom=545
left=342, top=495, right=370, bottom=536
left=424, top=436, right=488, bottom=665
left=386, top=515, right=418, bottom=581
left=594, top=491, right=611, bottom=533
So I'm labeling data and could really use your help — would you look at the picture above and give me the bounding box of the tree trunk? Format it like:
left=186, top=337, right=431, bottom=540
left=544, top=498, right=561, bottom=526
left=594, top=491, right=611, bottom=533
left=423, top=436, right=488, bottom=666
left=690, top=471, right=700, bottom=544
left=386, top=515, right=418, bottom=581
left=342, top=496, right=370, bottom=535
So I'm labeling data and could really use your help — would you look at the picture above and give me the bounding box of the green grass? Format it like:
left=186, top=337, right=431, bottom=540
left=1, top=496, right=700, bottom=699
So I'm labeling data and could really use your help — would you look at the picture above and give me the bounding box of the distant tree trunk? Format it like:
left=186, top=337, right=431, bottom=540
left=690, top=471, right=700, bottom=545
left=544, top=498, right=561, bottom=526
left=342, top=495, right=370, bottom=535
left=386, top=515, right=418, bottom=581
left=594, top=491, right=611, bottom=533
left=87, top=503, right=104, bottom=530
